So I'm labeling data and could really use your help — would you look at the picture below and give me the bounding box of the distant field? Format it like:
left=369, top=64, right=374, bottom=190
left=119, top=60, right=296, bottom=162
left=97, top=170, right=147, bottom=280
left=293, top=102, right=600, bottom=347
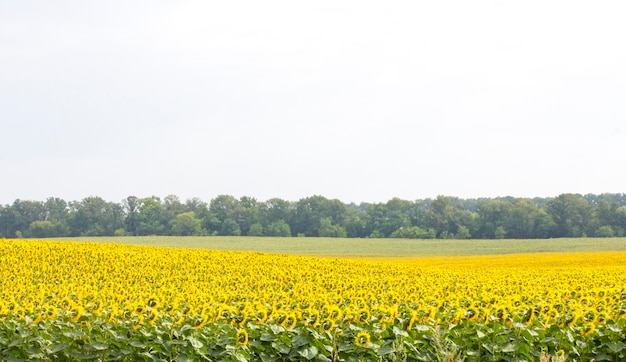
left=50, top=236, right=626, bottom=256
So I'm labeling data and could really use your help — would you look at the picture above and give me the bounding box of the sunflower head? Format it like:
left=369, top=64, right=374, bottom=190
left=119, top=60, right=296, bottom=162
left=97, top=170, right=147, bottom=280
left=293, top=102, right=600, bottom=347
left=147, top=297, right=158, bottom=308
left=320, top=318, right=334, bottom=332
left=355, top=331, right=371, bottom=347
left=236, top=329, right=249, bottom=346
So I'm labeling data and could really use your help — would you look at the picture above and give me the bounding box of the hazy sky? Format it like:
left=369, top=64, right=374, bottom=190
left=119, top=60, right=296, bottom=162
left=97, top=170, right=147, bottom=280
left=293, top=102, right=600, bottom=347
left=2, top=1, right=625, bottom=205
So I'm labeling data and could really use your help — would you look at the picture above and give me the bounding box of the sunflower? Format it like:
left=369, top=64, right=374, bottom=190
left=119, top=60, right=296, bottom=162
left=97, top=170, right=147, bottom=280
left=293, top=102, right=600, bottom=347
left=284, top=313, right=297, bottom=329
left=147, top=309, right=159, bottom=325
left=357, top=308, right=370, bottom=323
left=70, top=306, right=84, bottom=323
left=320, top=318, right=334, bottom=332
left=236, top=329, right=249, bottom=346
left=194, top=314, right=210, bottom=330
left=132, top=314, right=144, bottom=330
left=580, top=323, right=595, bottom=336
left=147, top=297, right=158, bottom=308
left=355, top=331, right=371, bottom=347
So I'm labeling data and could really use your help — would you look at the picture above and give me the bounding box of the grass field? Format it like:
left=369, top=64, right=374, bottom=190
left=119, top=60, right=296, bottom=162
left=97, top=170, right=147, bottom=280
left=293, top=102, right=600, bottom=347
left=50, top=235, right=626, bottom=256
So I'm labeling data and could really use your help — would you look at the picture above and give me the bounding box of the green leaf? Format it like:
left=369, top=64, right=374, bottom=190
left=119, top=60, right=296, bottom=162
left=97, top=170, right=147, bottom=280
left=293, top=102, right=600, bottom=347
left=218, top=336, right=235, bottom=346
left=91, top=341, right=109, bottom=351
left=540, top=337, right=559, bottom=344
left=292, top=335, right=311, bottom=348
left=260, top=333, right=277, bottom=342
left=501, top=343, right=519, bottom=353
left=607, top=324, right=623, bottom=333
left=272, top=341, right=291, bottom=354
left=298, top=345, right=318, bottom=360
left=377, top=342, right=395, bottom=356
left=233, top=351, right=249, bottom=362
left=187, top=337, right=204, bottom=349
left=130, top=340, right=146, bottom=348
left=607, top=342, right=625, bottom=353
left=593, top=353, right=612, bottom=361
left=46, top=343, right=68, bottom=354
left=337, top=342, right=353, bottom=352
left=392, top=326, right=408, bottom=337
left=269, top=324, right=285, bottom=334
left=174, top=354, right=196, bottom=362
left=62, top=330, right=86, bottom=339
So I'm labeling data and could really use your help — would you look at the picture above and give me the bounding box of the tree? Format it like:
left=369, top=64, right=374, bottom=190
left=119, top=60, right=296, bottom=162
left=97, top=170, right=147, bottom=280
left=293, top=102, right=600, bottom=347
left=595, top=225, right=615, bottom=238
left=169, top=212, right=203, bottom=236
left=265, top=220, right=291, bottom=237
left=122, top=196, right=140, bottom=235
left=343, top=206, right=366, bottom=238
left=237, top=196, right=261, bottom=236
left=261, top=198, right=293, bottom=226
left=389, top=226, right=436, bottom=239
left=615, top=206, right=626, bottom=236
left=505, top=199, right=554, bottom=239
left=184, top=197, right=210, bottom=221
left=546, top=194, right=593, bottom=237
left=1, top=199, right=45, bottom=237
left=134, top=197, right=166, bottom=235
left=209, top=195, right=241, bottom=235
left=425, top=196, right=477, bottom=238
left=494, top=226, right=507, bottom=239
left=220, top=218, right=241, bottom=236
left=292, top=195, right=332, bottom=237
left=67, top=197, right=124, bottom=236
left=477, top=199, right=511, bottom=239
left=318, top=217, right=347, bottom=238
left=163, top=195, right=185, bottom=221
left=26, top=220, right=68, bottom=238
left=455, top=225, right=471, bottom=239
left=248, top=223, right=264, bottom=236
left=43, top=197, right=69, bottom=225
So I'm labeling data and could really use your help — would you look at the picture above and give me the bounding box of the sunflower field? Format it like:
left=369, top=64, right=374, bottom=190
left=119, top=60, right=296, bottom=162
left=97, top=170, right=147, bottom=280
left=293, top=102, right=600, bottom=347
left=1, top=239, right=625, bottom=361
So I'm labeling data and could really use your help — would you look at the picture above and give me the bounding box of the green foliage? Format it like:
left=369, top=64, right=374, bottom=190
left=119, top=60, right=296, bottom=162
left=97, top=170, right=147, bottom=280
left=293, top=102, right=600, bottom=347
left=595, top=225, right=615, bottom=238
left=389, top=226, right=436, bottom=239
left=265, top=220, right=292, bottom=237
left=26, top=220, right=68, bottom=238
left=248, top=223, right=264, bottom=236
left=494, top=226, right=507, bottom=239
left=4, top=193, right=626, bottom=240
left=169, top=212, right=203, bottom=236
left=318, top=217, right=347, bottom=238
left=1, top=312, right=625, bottom=361
left=220, top=219, right=241, bottom=236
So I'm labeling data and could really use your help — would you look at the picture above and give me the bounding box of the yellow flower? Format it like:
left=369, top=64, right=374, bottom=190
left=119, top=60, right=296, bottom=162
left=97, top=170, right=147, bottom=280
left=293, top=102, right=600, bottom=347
left=132, top=314, right=144, bottom=330
left=70, top=306, right=84, bottom=323
left=357, top=308, right=370, bottom=324
left=580, top=323, right=595, bottom=336
left=355, top=331, right=371, bottom=347
left=237, top=329, right=249, bottom=346
left=284, top=314, right=297, bottom=329
left=320, top=318, right=335, bottom=332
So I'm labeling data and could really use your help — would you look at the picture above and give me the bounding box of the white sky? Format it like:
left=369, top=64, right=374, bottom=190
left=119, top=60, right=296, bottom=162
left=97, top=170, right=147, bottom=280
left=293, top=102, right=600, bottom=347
left=2, top=1, right=625, bottom=205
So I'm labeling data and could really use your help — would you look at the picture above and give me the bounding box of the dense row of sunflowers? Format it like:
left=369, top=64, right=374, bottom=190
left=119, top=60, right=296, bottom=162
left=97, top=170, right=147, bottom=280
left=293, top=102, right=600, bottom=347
left=1, top=239, right=625, bottom=361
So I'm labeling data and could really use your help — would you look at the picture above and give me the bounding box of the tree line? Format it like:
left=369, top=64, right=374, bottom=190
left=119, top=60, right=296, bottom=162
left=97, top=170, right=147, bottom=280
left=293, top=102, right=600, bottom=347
left=1, top=193, right=626, bottom=239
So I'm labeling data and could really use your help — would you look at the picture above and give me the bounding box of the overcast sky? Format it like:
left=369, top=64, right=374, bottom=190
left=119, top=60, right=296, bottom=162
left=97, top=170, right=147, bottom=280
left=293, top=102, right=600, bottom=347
left=2, top=1, right=625, bottom=205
